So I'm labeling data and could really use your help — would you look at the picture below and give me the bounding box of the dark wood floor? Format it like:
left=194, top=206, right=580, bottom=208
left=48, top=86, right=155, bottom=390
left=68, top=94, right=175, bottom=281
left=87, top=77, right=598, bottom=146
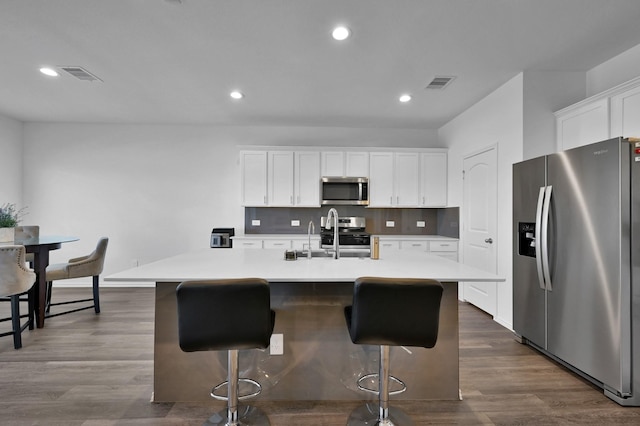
left=1, top=288, right=639, bottom=425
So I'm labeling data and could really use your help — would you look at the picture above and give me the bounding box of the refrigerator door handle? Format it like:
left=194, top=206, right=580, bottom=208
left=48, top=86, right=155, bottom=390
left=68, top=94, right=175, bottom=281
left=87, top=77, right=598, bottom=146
left=541, top=185, right=553, bottom=291
left=535, top=187, right=546, bottom=290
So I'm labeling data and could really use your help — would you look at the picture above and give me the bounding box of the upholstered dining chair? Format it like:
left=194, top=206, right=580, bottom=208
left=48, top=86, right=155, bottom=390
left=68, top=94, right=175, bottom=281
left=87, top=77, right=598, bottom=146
left=0, top=245, right=36, bottom=349
left=14, top=225, right=39, bottom=265
left=45, top=237, right=108, bottom=318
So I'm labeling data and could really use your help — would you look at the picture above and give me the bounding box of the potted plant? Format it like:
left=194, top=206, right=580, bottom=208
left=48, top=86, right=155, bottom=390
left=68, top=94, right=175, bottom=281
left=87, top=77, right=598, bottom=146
left=0, top=203, right=26, bottom=242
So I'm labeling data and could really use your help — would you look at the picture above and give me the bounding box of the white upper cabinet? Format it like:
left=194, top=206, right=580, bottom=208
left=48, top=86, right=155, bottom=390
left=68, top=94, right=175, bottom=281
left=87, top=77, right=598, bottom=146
left=611, top=83, right=640, bottom=139
left=294, top=151, right=321, bottom=207
left=345, top=152, right=369, bottom=177
left=321, top=151, right=369, bottom=177
left=556, top=98, right=610, bottom=151
left=420, top=152, right=448, bottom=207
left=241, top=150, right=320, bottom=207
left=394, top=152, right=420, bottom=207
left=268, top=151, right=294, bottom=206
left=556, top=76, right=640, bottom=151
left=240, top=151, right=268, bottom=206
left=321, top=152, right=344, bottom=176
left=369, top=152, right=420, bottom=207
left=243, top=147, right=447, bottom=208
left=369, top=152, right=395, bottom=206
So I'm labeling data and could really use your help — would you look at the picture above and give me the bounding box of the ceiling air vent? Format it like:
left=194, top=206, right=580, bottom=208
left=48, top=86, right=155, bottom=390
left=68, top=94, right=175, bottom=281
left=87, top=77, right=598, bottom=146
left=425, top=76, right=455, bottom=90
left=60, top=66, right=102, bottom=82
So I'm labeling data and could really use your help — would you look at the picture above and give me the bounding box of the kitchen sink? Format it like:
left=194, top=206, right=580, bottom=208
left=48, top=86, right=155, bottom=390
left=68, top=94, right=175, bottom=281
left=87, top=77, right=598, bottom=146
left=294, top=249, right=371, bottom=259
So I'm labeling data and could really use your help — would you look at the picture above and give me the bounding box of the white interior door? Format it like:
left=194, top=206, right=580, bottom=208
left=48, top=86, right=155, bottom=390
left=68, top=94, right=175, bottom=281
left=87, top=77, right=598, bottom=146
left=462, top=147, right=497, bottom=315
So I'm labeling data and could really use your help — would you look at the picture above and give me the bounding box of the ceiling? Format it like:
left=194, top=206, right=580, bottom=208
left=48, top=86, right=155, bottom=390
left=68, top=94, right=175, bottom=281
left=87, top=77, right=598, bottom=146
left=2, top=0, right=640, bottom=129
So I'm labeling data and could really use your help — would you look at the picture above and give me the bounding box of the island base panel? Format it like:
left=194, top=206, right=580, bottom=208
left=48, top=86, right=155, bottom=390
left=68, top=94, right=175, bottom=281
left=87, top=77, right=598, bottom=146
left=154, top=281, right=459, bottom=402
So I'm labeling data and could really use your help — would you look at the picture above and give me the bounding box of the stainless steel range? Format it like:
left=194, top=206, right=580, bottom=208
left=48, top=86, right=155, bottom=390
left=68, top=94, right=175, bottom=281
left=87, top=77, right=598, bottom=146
left=320, top=216, right=370, bottom=249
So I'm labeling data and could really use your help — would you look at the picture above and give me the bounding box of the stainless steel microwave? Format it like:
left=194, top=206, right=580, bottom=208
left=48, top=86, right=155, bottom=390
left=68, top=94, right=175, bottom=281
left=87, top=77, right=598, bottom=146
left=321, top=177, right=369, bottom=205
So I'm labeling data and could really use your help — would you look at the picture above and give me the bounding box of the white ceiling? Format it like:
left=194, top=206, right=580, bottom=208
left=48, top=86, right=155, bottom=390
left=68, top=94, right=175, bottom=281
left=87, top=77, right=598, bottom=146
left=2, top=0, right=640, bottom=129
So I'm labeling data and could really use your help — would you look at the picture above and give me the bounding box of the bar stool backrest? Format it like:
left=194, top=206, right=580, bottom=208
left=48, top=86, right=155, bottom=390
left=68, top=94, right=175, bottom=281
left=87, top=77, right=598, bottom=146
left=346, top=276, right=443, bottom=348
left=176, top=278, right=274, bottom=352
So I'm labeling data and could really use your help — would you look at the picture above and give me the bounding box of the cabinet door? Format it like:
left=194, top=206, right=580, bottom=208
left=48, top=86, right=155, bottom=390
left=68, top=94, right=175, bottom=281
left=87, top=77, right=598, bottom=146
left=345, top=152, right=369, bottom=177
left=394, top=153, right=420, bottom=207
left=369, top=152, right=394, bottom=206
left=556, top=98, right=610, bottom=151
left=420, top=152, right=447, bottom=207
left=268, top=151, right=294, bottom=206
left=294, top=152, right=321, bottom=206
left=611, top=84, right=640, bottom=138
left=429, top=241, right=458, bottom=261
left=240, top=151, right=267, bottom=206
left=321, top=151, right=344, bottom=176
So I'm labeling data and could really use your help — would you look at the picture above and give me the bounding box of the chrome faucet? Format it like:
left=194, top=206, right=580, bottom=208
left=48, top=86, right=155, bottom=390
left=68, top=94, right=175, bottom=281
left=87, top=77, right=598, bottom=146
left=326, top=208, right=340, bottom=259
left=306, top=220, right=315, bottom=259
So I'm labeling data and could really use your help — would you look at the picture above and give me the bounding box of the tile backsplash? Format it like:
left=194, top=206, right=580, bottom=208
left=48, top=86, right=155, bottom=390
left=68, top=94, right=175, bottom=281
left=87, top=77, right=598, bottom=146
left=244, top=206, right=459, bottom=238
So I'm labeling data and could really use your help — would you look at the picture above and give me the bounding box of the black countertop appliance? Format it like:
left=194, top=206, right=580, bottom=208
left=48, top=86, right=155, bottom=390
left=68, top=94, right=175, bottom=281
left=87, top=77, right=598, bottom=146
left=210, top=227, right=235, bottom=248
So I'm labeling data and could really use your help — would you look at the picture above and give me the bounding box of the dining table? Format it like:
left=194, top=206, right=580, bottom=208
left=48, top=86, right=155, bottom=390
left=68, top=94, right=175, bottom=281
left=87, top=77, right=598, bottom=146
left=7, top=235, right=79, bottom=328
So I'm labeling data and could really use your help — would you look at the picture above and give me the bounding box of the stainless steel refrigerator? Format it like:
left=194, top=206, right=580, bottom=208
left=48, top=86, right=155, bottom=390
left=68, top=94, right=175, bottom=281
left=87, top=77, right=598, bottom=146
left=513, top=136, right=640, bottom=406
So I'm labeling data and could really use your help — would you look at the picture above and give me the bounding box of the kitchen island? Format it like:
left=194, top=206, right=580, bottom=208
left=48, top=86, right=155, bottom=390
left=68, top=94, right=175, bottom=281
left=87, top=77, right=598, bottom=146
left=106, top=248, right=503, bottom=403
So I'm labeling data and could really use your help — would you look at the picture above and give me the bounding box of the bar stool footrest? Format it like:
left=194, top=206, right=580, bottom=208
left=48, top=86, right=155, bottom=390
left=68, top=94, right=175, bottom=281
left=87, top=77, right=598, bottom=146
left=357, top=373, right=407, bottom=396
left=211, top=377, right=262, bottom=401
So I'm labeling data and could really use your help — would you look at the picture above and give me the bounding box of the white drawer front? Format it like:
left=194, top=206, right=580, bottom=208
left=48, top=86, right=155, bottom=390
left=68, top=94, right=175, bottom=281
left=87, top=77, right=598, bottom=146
left=264, top=240, right=291, bottom=249
left=401, top=241, right=428, bottom=251
left=379, top=240, right=400, bottom=250
left=237, top=240, right=263, bottom=249
left=429, top=241, right=457, bottom=252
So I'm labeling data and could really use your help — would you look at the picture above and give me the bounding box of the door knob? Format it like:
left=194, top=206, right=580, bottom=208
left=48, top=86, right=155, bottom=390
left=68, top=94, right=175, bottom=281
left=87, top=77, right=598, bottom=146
left=485, top=238, right=493, bottom=244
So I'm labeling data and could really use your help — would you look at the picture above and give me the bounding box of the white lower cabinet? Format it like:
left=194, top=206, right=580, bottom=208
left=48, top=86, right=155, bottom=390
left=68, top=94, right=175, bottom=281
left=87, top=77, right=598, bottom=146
left=236, top=236, right=457, bottom=260
left=235, top=236, right=320, bottom=251
left=377, top=237, right=458, bottom=260
left=429, top=241, right=458, bottom=261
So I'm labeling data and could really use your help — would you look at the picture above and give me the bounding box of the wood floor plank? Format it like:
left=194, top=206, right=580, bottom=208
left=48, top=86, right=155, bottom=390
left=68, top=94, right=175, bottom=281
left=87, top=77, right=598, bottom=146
left=1, top=288, right=639, bottom=424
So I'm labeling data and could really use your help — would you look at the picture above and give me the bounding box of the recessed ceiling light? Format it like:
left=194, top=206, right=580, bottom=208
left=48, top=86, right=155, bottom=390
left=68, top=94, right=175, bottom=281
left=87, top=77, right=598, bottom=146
left=332, top=26, right=350, bottom=41
left=399, top=94, right=412, bottom=103
left=39, top=67, right=59, bottom=77
left=230, top=91, right=244, bottom=100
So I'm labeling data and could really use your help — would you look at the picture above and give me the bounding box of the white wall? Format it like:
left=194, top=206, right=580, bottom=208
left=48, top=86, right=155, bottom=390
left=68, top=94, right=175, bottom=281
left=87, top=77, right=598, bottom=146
left=523, top=71, right=585, bottom=159
left=439, top=73, right=524, bottom=330
left=587, top=43, right=640, bottom=96
left=0, top=114, right=24, bottom=206
left=22, top=123, right=437, bottom=285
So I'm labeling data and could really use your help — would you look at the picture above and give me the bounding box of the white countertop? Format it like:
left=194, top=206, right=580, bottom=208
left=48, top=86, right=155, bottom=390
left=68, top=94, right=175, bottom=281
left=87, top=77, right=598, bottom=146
left=105, top=248, right=500, bottom=283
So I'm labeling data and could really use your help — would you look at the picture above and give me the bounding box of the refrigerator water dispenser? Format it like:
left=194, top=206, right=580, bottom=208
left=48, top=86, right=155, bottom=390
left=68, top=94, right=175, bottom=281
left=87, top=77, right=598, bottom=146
left=518, top=222, right=536, bottom=257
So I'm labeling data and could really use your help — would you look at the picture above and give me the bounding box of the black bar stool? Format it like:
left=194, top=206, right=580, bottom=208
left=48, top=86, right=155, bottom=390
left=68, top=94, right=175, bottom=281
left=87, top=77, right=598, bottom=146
left=176, top=278, right=276, bottom=426
left=344, top=277, right=443, bottom=426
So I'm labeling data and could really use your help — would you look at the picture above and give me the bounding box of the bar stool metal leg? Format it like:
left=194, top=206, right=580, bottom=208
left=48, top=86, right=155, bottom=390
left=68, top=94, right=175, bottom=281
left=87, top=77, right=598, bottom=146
left=347, top=346, right=412, bottom=426
left=205, top=349, right=270, bottom=426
